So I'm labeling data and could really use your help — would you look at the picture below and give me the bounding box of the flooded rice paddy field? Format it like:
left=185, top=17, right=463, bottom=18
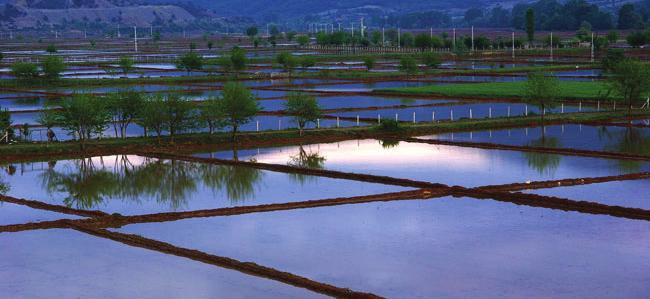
left=2, top=64, right=650, bottom=298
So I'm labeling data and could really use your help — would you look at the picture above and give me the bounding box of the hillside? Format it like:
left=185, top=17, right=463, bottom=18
left=0, top=0, right=196, bottom=29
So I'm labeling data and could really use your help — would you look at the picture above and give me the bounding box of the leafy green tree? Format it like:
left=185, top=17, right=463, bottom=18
left=106, top=90, right=144, bottom=138
left=524, top=72, right=560, bottom=126
left=10, top=62, right=38, bottom=80
left=161, top=94, right=196, bottom=141
left=37, top=110, right=58, bottom=142
left=189, top=42, right=197, bottom=51
left=246, top=26, right=258, bottom=38
left=277, top=52, right=297, bottom=74
left=421, top=52, right=441, bottom=67
left=176, top=52, right=204, bottom=75
left=218, top=82, right=260, bottom=140
left=118, top=56, right=134, bottom=77
left=137, top=94, right=167, bottom=142
left=399, top=56, right=418, bottom=76
left=607, top=59, right=650, bottom=117
left=207, top=40, right=214, bottom=49
left=42, top=56, right=66, bottom=79
left=296, top=35, right=310, bottom=46
left=153, top=31, right=161, bottom=42
left=0, top=107, right=11, bottom=143
left=607, top=31, right=619, bottom=43
left=626, top=32, right=646, bottom=48
left=230, top=47, right=247, bottom=74
left=217, top=55, right=233, bottom=73
left=300, top=56, right=316, bottom=68
left=400, top=32, right=414, bottom=47
left=284, top=92, right=322, bottom=135
left=525, top=8, right=535, bottom=43
left=602, top=49, right=625, bottom=72
left=414, top=33, right=432, bottom=49
left=199, top=96, right=226, bottom=134
left=363, top=56, right=376, bottom=71
left=46, top=44, right=57, bottom=54
left=286, top=31, right=297, bottom=41
left=0, top=52, right=3, bottom=62
left=56, top=94, right=111, bottom=148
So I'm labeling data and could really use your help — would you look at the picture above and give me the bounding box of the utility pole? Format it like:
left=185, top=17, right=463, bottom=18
left=398, top=27, right=401, bottom=48
left=338, top=23, right=341, bottom=31
left=591, top=32, right=595, bottom=63
left=452, top=28, right=456, bottom=48
left=550, top=32, right=553, bottom=62
left=117, top=24, right=121, bottom=38
left=430, top=27, right=433, bottom=51
left=360, top=18, right=365, bottom=38
left=351, top=23, right=354, bottom=37
left=471, top=26, right=474, bottom=52
left=382, top=27, right=385, bottom=47
left=512, top=32, right=515, bottom=60
left=150, top=25, right=153, bottom=37
left=134, top=26, right=138, bottom=52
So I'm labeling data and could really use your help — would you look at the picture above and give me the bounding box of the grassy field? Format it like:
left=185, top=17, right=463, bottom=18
left=379, top=80, right=617, bottom=100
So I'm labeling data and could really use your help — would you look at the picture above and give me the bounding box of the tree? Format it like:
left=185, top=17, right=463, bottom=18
left=207, top=40, right=214, bottom=50
left=421, top=52, right=441, bottom=67
left=399, top=56, right=418, bottom=76
left=217, top=55, right=233, bottom=73
left=153, top=31, right=161, bottom=43
left=137, top=95, right=167, bottom=142
left=618, top=4, right=643, bottom=30
left=199, top=96, right=226, bottom=134
left=607, top=31, right=619, bottom=43
left=118, top=56, right=134, bottom=77
left=284, top=92, right=322, bottom=136
left=246, top=26, right=258, bottom=38
left=524, top=72, right=560, bottom=127
left=296, top=35, right=310, bottom=47
left=286, top=32, right=297, bottom=41
left=626, top=32, right=646, bottom=47
left=400, top=32, right=414, bottom=47
left=0, top=52, right=3, bottom=62
left=525, top=8, right=535, bottom=44
left=161, top=94, right=196, bottom=142
left=230, top=47, right=247, bottom=74
left=607, top=59, right=650, bottom=118
left=176, top=52, right=203, bottom=75
left=218, top=82, right=259, bottom=140
left=414, top=33, right=432, bottom=49
left=106, top=90, right=144, bottom=138
left=363, top=56, right=376, bottom=71
left=37, top=110, right=58, bottom=142
left=277, top=52, right=297, bottom=74
left=576, top=21, right=592, bottom=41
left=0, top=107, right=10, bottom=143
left=10, top=62, right=38, bottom=80
left=42, top=56, right=66, bottom=79
left=602, top=49, right=625, bottom=72
left=301, top=56, right=316, bottom=68
left=46, top=44, right=57, bottom=54
left=56, top=94, right=111, bottom=148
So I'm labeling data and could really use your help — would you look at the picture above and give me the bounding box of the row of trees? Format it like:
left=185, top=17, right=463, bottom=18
left=10, top=56, right=66, bottom=80
left=14, top=84, right=324, bottom=146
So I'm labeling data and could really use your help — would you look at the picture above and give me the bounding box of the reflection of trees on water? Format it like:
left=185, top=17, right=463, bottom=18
left=287, top=146, right=326, bottom=184
left=378, top=139, right=400, bottom=149
left=524, top=135, right=562, bottom=176
left=600, top=126, right=650, bottom=172
left=39, top=155, right=263, bottom=210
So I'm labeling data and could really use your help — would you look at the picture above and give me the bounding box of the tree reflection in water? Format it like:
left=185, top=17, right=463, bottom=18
left=600, top=126, right=650, bottom=172
left=378, top=139, right=400, bottom=149
left=39, top=155, right=263, bottom=210
left=287, top=146, right=326, bottom=184
left=524, top=134, right=562, bottom=176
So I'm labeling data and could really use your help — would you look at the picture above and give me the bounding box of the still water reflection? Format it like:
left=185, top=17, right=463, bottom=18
left=2, top=155, right=406, bottom=215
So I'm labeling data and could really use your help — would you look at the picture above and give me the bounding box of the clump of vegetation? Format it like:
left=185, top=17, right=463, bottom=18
left=420, top=52, right=441, bottom=68
left=524, top=72, right=560, bottom=126
left=376, top=119, right=403, bottom=132
left=42, top=56, right=66, bottom=79
left=277, top=52, right=297, bottom=74
left=176, top=52, right=204, bottom=75
left=399, top=56, right=418, bottom=76
left=284, top=92, right=322, bottom=136
left=363, top=56, right=376, bottom=71
left=606, top=58, right=650, bottom=117
left=10, top=62, right=39, bottom=80
left=118, top=56, right=134, bottom=77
